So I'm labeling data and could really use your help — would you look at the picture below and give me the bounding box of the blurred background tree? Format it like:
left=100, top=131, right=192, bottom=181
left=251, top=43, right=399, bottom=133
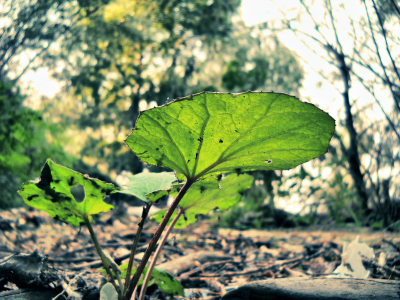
left=1, top=0, right=303, bottom=209
left=252, top=0, right=400, bottom=230
left=0, top=80, right=72, bottom=208
left=1, top=0, right=399, bottom=232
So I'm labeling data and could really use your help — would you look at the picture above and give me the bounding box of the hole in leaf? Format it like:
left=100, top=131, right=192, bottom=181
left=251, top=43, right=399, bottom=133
left=265, top=159, right=272, bottom=164
left=70, top=185, right=85, bottom=202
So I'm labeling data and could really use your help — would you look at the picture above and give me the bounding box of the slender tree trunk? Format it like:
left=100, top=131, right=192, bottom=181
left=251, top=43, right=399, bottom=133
left=333, top=48, right=369, bottom=212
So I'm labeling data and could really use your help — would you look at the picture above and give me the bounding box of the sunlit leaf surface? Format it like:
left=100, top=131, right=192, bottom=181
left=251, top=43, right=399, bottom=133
left=126, top=91, right=335, bottom=180
left=151, top=174, right=253, bottom=228
left=114, top=172, right=177, bottom=202
left=18, top=159, right=118, bottom=227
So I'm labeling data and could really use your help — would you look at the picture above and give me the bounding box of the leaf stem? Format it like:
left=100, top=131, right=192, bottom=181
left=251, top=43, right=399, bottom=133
left=115, top=272, right=124, bottom=295
left=123, top=202, right=152, bottom=293
left=123, top=179, right=194, bottom=300
left=83, top=215, right=121, bottom=299
left=138, top=208, right=183, bottom=300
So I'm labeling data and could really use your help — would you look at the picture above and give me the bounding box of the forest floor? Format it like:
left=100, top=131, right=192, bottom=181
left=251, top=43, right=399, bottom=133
left=0, top=204, right=399, bottom=299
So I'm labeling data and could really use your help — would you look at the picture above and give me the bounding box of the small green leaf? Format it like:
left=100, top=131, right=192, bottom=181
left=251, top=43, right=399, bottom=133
left=126, top=91, right=335, bottom=181
left=98, top=263, right=183, bottom=296
left=98, top=263, right=133, bottom=282
left=18, top=159, right=118, bottom=227
left=100, top=283, right=118, bottom=300
left=114, top=172, right=177, bottom=202
left=152, top=174, right=253, bottom=228
left=149, top=268, right=184, bottom=296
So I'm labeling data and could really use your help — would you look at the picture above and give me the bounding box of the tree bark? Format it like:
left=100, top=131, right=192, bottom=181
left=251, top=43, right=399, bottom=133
left=328, top=45, right=369, bottom=213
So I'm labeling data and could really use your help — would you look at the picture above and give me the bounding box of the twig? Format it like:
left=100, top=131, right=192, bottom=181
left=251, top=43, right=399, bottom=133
left=362, top=256, right=400, bottom=276
left=350, top=70, right=400, bottom=141
left=299, top=0, right=330, bottom=44
left=179, top=260, right=237, bottom=280
left=325, top=0, right=344, bottom=55
left=52, top=284, right=66, bottom=300
left=363, top=0, right=400, bottom=112
left=67, top=245, right=162, bottom=271
left=371, top=0, right=400, bottom=83
left=390, top=0, right=400, bottom=16
left=382, top=238, right=400, bottom=253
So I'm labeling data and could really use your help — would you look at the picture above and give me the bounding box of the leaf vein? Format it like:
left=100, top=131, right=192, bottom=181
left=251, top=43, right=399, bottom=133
left=223, top=120, right=318, bottom=161
left=145, top=115, right=190, bottom=176
left=191, top=94, right=211, bottom=178
left=218, top=93, right=283, bottom=162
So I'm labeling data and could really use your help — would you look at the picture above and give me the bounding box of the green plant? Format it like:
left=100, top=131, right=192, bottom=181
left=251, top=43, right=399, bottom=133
left=18, top=91, right=335, bottom=300
left=0, top=79, right=72, bottom=209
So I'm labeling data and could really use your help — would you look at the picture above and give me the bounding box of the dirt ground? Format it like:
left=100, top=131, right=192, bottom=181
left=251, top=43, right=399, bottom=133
left=1, top=204, right=399, bottom=299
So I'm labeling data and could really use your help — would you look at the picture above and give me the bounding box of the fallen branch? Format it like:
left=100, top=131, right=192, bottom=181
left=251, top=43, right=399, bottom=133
left=221, top=278, right=400, bottom=300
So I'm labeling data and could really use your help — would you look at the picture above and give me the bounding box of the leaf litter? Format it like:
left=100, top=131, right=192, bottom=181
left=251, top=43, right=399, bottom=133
left=1, top=204, right=400, bottom=299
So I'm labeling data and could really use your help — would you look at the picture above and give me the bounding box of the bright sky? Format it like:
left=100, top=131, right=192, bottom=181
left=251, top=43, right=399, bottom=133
left=241, top=0, right=393, bottom=122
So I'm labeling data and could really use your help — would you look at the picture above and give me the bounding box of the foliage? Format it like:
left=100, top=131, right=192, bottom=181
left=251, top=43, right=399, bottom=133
left=151, top=174, right=254, bottom=228
left=115, top=172, right=177, bottom=202
left=38, top=0, right=243, bottom=177
left=0, top=80, right=71, bottom=209
left=18, top=159, right=118, bottom=226
left=99, top=263, right=184, bottom=296
left=30, top=0, right=307, bottom=184
left=0, top=0, right=106, bottom=81
left=217, top=183, right=266, bottom=229
left=18, top=91, right=335, bottom=300
left=262, top=0, right=400, bottom=226
left=126, top=91, right=334, bottom=181
left=222, top=36, right=304, bottom=94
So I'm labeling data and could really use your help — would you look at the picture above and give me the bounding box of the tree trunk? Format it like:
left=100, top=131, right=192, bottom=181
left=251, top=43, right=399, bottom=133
left=332, top=48, right=369, bottom=213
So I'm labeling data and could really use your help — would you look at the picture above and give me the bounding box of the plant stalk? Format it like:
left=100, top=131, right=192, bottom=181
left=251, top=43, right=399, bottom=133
left=83, top=215, right=121, bottom=299
left=123, top=202, right=152, bottom=293
left=123, top=179, right=194, bottom=300
left=138, top=208, right=183, bottom=300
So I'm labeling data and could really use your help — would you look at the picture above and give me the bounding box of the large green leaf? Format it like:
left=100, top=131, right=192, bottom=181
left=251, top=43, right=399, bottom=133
left=126, top=91, right=335, bottom=180
left=18, top=159, right=118, bottom=227
left=151, top=174, right=253, bottom=228
left=113, top=172, right=177, bottom=202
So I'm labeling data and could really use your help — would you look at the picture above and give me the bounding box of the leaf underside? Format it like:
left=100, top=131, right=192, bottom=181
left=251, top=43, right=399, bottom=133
left=18, top=159, right=118, bottom=227
left=114, top=172, right=177, bottom=203
left=151, top=173, right=254, bottom=228
left=126, top=91, right=335, bottom=181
